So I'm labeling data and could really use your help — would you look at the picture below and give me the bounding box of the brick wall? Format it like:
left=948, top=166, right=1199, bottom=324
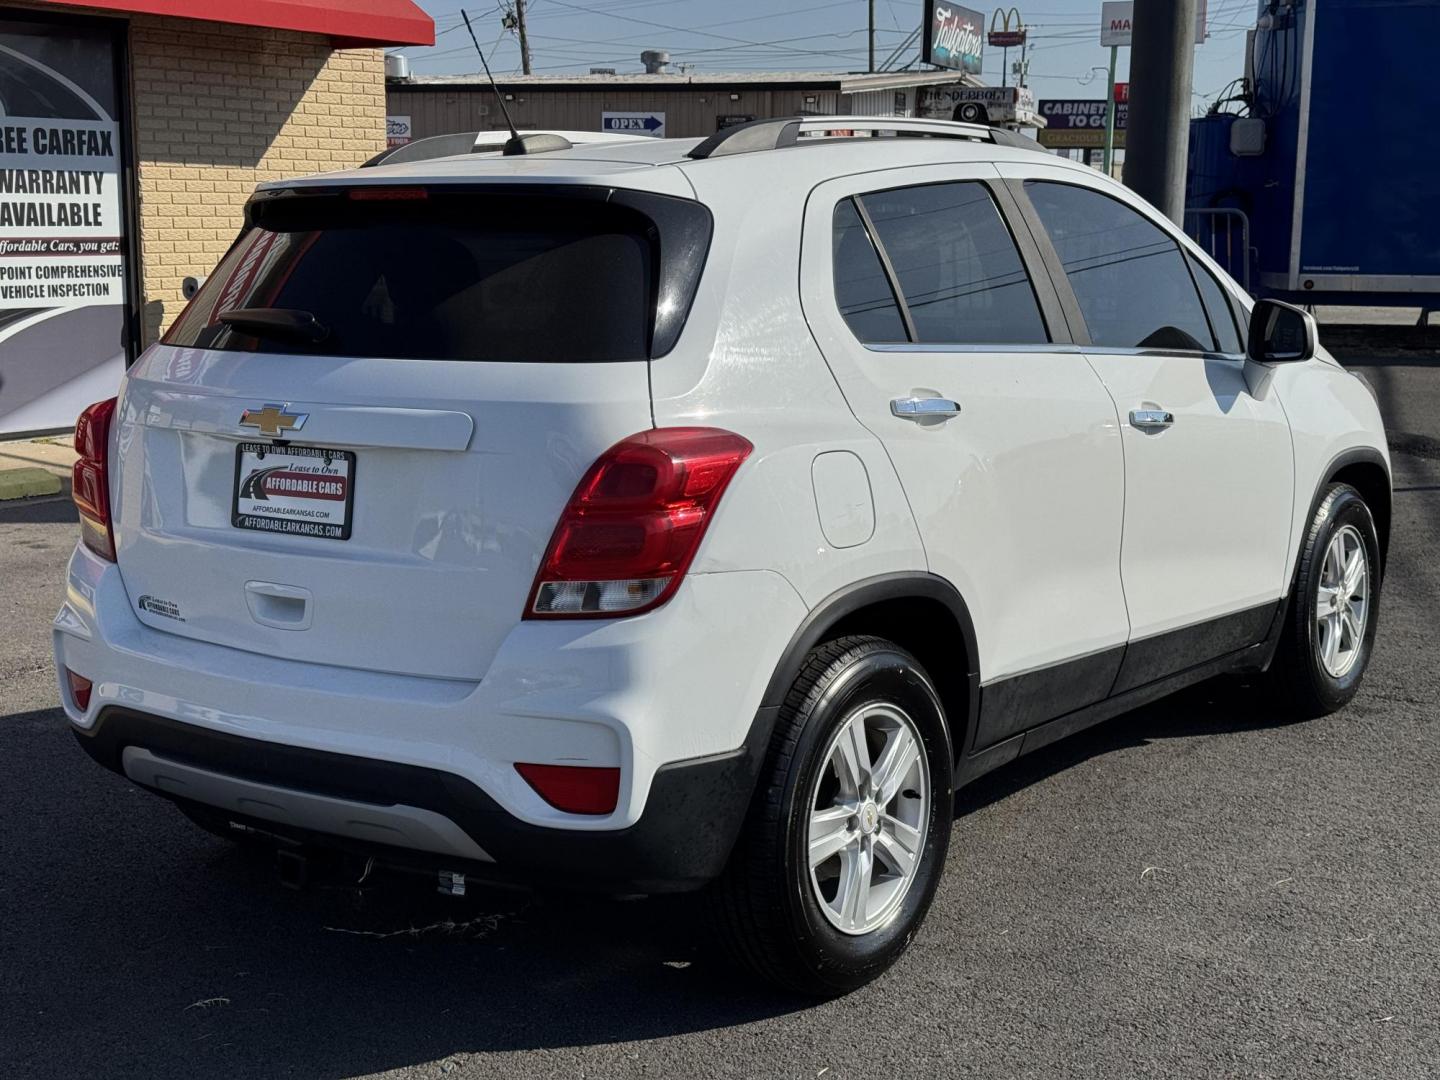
left=129, top=17, right=385, bottom=343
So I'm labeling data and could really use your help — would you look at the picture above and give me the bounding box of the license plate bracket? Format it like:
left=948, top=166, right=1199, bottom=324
left=232, top=442, right=356, bottom=541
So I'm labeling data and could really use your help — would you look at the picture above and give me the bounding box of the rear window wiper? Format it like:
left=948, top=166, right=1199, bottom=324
left=217, top=308, right=330, bottom=345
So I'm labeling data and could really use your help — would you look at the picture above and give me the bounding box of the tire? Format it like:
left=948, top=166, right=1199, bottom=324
left=955, top=102, right=987, bottom=124
left=711, top=635, right=954, bottom=996
left=1269, top=482, right=1382, bottom=718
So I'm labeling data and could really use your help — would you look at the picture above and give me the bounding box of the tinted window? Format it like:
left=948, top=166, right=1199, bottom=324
left=166, top=193, right=658, bottom=362
left=859, top=182, right=1048, bottom=345
left=1024, top=181, right=1215, bottom=352
left=832, top=198, right=908, bottom=343
left=1188, top=253, right=1243, bottom=354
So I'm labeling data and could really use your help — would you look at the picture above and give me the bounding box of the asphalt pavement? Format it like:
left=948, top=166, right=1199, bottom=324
left=3, top=337, right=1438, bottom=1079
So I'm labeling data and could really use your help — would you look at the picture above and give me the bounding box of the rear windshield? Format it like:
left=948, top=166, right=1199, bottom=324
left=164, top=189, right=701, bottom=363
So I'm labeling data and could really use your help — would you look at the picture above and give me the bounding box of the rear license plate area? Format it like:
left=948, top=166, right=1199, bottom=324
left=232, top=442, right=355, bottom=540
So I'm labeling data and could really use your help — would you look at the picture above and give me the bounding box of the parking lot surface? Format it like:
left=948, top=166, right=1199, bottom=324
left=3, top=338, right=1438, bottom=1080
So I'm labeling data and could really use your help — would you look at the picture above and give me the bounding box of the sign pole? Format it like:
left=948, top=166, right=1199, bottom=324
left=1102, top=44, right=1118, bottom=175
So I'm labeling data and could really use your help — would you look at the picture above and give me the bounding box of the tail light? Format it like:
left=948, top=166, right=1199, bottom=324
left=515, top=763, right=620, bottom=815
left=72, top=398, right=118, bottom=561
left=526, top=427, right=753, bottom=619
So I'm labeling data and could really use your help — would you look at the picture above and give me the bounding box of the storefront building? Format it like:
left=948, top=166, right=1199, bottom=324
left=0, top=0, right=432, bottom=435
left=386, top=70, right=985, bottom=145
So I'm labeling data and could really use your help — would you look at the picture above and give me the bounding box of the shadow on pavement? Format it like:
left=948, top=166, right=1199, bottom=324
left=957, top=675, right=1292, bottom=819
left=0, top=495, right=77, bottom=525
left=4, top=672, right=1297, bottom=1079
left=2, top=703, right=804, bottom=1080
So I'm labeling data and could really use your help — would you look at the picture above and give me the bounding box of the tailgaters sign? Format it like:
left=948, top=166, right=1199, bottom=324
left=923, top=1, right=985, bottom=75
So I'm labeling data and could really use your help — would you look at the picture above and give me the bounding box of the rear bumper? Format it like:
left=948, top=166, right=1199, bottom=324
left=53, top=542, right=807, bottom=890
left=74, top=706, right=771, bottom=893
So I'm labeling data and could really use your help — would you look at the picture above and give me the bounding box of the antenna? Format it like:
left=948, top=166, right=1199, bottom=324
left=460, top=8, right=525, bottom=155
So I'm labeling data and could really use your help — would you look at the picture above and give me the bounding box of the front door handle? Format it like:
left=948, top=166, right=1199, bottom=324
left=891, top=397, right=962, bottom=420
left=1129, top=408, right=1175, bottom=430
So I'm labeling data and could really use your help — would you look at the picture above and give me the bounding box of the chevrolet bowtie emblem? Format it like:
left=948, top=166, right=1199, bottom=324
left=239, top=404, right=308, bottom=438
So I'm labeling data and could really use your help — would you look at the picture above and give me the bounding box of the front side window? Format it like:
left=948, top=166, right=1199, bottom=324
left=1187, top=252, right=1244, bottom=354
left=857, top=182, right=1049, bottom=346
left=1024, top=180, right=1216, bottom=352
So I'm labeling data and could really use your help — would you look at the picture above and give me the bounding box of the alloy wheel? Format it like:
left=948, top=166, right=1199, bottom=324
left=1316, top=523, right=1370, bottom=678
left=807, top=702, right=930, bottom=936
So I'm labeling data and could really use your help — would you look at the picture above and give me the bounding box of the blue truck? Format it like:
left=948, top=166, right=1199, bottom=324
left=1186, top=0, right=1439, bottom=314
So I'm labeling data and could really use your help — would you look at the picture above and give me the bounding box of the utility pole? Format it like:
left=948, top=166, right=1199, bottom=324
left=1122, top=0, right=1197, bottom=224
left=515, top=0, right=532, bottom=75
left=1101, top=44, right=1118, bottom=175
left=868, top=0, right=876, bottom=72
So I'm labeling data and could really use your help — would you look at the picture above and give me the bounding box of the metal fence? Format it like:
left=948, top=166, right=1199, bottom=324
left=1184, top=207, right=1253, bottom=294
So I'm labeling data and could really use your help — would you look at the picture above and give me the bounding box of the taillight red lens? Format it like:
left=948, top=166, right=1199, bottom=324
left=72, top=397, right=117, bottom=562
left=65, top=669, right=93, bottom=712
left=515, top=763, right=620, bottom=815
left=526, top=427, right=753, bottom=619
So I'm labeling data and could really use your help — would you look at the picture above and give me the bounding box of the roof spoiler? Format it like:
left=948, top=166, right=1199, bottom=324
left=687, top=115, right=1033, bottom=160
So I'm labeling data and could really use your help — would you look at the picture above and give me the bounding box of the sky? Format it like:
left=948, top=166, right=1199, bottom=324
left=391, top=0, right=1259, bottom=108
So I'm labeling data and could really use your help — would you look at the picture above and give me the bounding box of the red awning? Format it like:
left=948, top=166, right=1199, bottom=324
left=47, top=0, right=433, bottom=46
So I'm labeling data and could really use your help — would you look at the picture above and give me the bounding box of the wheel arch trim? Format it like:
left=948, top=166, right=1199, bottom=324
left=1309, top=445, right=1392, bottom=574
left=758, top=572, right=982, bottom=763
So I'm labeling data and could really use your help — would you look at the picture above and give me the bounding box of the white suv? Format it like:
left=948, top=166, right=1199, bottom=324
left=54, top=118, right=1389, bottom=996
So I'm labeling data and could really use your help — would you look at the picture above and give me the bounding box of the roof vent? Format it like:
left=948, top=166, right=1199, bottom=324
left=640, top=50, right=670, bottom=74
left=385, top=53, right=411, bottom=81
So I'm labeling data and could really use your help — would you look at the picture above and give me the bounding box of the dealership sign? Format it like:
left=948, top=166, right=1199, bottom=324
left=1101, top=0, right=1207, bottom=46
left=923, top=2, right=985, bottom=74
left=0, top=21, right=130, bottom=435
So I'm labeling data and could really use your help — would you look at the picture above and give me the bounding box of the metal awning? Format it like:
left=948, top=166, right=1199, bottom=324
left=46, top=0, right=433, bottom=47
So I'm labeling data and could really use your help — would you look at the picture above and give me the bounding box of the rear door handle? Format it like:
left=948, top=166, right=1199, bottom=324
left=891, top=397, right=962, bottom=420
left=1129, top=408, right=1174, bottom=429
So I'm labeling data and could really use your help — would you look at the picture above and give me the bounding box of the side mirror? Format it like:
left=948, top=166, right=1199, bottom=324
left=1247, top=299, right=1317, bottom=364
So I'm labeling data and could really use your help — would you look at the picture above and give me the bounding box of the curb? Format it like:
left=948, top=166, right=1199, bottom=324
left=0, top=467, right=63, bottom=501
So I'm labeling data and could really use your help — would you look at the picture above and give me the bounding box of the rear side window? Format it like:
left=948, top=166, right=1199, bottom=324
left=166, top=189, right=710, bottom=362
left=857, top=181, right=1048, bottom=346
left=1024, top=180, right=1215, bottom=352
left=1187, top=252, right=1244, bottom=354
left=832, top=198, right=908, bottom=343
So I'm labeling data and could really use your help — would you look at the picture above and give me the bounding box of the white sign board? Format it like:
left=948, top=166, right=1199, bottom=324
left=919, top=85, right=1037, bottom=125
left=1101, top=1, right=1207, bottom=46
left=601, top=111, right=666, bottom=137
left=386, top=114, right=412, bottom=148
left=0, top=116, right=124, bottom=311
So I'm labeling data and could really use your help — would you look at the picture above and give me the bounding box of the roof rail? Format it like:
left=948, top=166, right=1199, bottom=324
left=687, top=115, right=1035, bottom=160
left=362, top=129, right=650, bottom=168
